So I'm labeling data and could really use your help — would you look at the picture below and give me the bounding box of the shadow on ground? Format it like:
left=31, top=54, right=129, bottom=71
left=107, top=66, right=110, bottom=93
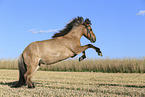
left=0, top=81, right=18, bottom=86
left=98, top=83, right=145, bottom=88
left=0, top=81, right=42, bottom=88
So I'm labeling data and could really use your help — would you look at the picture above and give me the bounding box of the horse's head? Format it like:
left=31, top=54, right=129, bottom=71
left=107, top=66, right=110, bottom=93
left=82, top=19, right=96, bottom=43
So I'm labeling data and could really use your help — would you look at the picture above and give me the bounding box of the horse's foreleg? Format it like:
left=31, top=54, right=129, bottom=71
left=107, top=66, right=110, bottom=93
left=79, top=51, right=86, bottom=61
left=77, top=44, right=103, bottom=61
left=91, top=44, right=102, bottom=56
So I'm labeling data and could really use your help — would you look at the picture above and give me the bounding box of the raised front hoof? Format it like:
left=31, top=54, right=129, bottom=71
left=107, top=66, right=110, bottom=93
left=98, top=53, right=103, bottom=57
left=79, top=55, right=86, bottom=62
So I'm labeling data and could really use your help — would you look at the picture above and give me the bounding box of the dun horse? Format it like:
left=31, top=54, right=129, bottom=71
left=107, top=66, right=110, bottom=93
left=13, top=17, right=103, bottom=88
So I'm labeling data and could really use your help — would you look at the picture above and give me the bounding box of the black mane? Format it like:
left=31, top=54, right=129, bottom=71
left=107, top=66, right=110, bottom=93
left=52, top=17, right=84, bottom=38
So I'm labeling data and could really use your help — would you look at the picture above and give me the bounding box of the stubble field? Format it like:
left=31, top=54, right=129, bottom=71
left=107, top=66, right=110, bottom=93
left=0, top=70, right=145, bottom=97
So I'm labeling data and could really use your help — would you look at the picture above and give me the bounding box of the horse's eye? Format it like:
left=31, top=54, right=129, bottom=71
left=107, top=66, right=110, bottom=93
left=90, top=29, right=92, bottom=31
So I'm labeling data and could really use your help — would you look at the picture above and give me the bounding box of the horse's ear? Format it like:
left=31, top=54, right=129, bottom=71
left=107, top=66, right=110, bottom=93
left=79, top=17, right=84, bottom=24
left=77, top=16, right=84, bottom=24
left=84, top=18, right=92, bottom=25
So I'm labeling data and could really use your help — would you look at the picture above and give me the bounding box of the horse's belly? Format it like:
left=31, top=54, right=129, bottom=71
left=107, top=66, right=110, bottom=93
left=39, top=48, right=74, bottom=65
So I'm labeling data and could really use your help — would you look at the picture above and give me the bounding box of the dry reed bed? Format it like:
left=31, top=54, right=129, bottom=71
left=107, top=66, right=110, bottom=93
left=0, top=57, right=145, bottom=73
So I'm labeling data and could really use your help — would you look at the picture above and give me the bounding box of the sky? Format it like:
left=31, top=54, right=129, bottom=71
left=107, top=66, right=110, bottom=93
left=0, top=0, right=145, bottom=59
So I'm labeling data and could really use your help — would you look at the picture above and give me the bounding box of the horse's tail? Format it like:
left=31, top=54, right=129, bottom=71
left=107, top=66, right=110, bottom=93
left=12, top=54, right=27, bottom=87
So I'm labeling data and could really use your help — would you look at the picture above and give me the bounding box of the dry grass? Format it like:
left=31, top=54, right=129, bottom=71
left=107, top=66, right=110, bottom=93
left=0, top=58, right=18, bottom=70
left=0, top=57, right=144, bottom=73
left=41, top=57, right=145, bottom=73
left=0, top=70, right=145, bottom=96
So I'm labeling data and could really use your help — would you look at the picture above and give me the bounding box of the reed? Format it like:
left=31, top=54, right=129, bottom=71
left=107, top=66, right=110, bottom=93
left=0, top=57, right=145, bottom=73
left=0, top=58, right=18, bottom=70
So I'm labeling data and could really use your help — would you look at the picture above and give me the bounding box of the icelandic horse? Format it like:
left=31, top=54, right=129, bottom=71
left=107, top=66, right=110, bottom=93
left=13, top=17, right=102, bottom=88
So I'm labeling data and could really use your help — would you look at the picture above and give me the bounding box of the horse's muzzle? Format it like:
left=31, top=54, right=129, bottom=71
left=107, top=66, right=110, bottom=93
left=90, top=37, right=96, bottom=43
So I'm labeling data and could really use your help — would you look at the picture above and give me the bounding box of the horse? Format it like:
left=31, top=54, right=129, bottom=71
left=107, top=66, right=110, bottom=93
left=12, top=17, right=103, bottom=88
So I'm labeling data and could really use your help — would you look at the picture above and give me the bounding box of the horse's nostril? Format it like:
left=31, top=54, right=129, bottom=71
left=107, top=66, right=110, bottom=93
left=91, top=37, right=96, bottom=43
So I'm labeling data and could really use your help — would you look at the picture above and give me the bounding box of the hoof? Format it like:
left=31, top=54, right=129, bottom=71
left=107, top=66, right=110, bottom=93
left=28, top=85, right=35, bottom=89
left=28, top=83, right=35, bottom=89
left=98, top=53, right=103, bottom=57
left=28, top=86, right=35, bottom=89
left=79, top=55, right=86, bottom=62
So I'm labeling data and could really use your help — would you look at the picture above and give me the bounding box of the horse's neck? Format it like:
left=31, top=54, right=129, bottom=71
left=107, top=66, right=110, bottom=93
left=66, top=25, right=83, bottom=40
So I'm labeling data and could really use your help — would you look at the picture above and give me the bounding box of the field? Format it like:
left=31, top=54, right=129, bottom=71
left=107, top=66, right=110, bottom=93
left=0, top=70, right=145, bottom=96
left=0, top=58, right=145, bottom=96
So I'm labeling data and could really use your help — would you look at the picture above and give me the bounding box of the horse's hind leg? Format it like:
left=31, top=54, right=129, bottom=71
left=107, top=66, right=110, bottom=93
left=24, top=65, right=39, bottom=88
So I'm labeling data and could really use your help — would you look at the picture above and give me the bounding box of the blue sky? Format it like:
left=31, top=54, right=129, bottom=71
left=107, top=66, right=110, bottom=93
left=0, top=0, right=145, bottom=59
